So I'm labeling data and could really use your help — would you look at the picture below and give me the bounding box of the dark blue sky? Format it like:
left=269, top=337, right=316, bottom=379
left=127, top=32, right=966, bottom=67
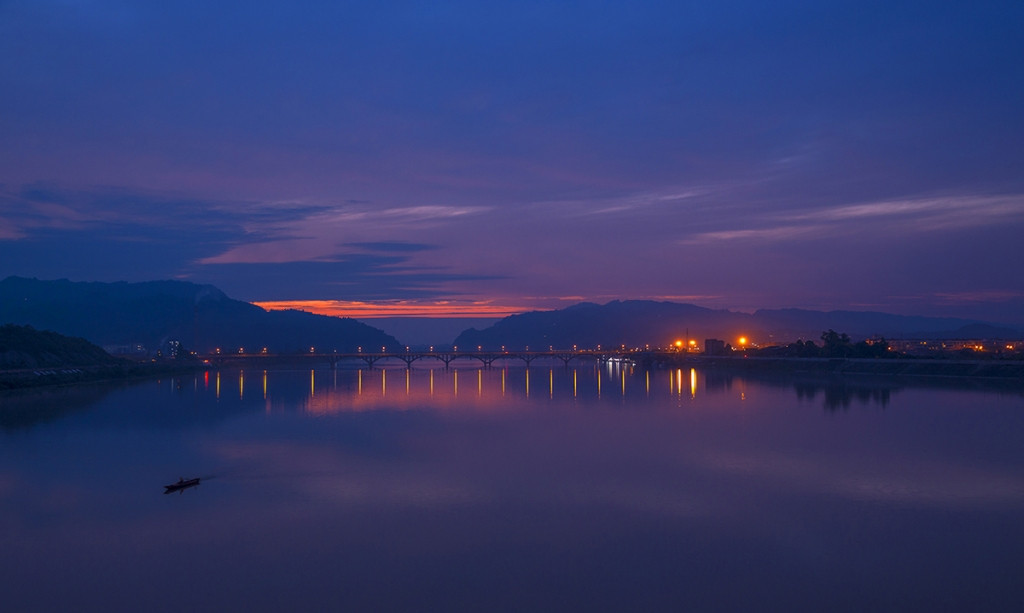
left=2, top=1, right=1023, bottom=323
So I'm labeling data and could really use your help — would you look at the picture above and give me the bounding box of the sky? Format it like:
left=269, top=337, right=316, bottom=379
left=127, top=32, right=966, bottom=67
left=2, top=0, right=1023, bottom=324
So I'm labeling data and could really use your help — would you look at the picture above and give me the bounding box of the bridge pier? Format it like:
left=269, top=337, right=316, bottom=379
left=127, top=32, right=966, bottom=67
left=199, top=349, right=653, bottom=370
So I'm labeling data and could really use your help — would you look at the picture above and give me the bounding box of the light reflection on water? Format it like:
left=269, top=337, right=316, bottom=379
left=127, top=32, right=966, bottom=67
left=207, top=362, right=778, bottom=415
left=238, top=364, right=715, bottom=415
left=1, top=364, right=1024, bottom=611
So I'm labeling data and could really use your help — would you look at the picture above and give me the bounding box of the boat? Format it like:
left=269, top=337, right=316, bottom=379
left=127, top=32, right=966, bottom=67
left=164, top=477, right=201, bottom=493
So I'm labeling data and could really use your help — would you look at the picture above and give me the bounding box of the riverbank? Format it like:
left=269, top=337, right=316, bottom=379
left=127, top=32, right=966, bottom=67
left=653, top=355, right=1024, bottom=380
left=0, top=361, right=205, bottom=391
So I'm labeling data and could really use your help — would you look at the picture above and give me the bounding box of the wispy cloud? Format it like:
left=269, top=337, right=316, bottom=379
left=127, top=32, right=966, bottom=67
left=932, top=290, right=1024, bottom=304
left=679, top=225, right=824, bottom=244
left=0, top=217, right=23, bottom=240
left=530, top=186, right=720, bottom=217
left=788, top=194, right=1024, bottom=226
left=200, top=203, right=488, bottom=265
left=679, top=193, right=1024, bottom=245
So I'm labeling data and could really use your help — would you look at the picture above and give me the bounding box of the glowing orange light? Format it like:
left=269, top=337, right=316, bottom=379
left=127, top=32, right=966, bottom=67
left=738, top=336, right=748, bottom=346
left=674, top=340, right=684, bottom=348
left=252, top=299, right=533, bottom=318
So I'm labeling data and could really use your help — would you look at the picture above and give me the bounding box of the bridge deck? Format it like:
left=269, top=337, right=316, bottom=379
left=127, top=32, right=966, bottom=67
left=202, top=350, right=679, bottom=368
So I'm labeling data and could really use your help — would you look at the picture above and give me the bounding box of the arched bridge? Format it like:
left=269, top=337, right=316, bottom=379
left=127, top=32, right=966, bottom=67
left=202, top=349, right=658, bottom=369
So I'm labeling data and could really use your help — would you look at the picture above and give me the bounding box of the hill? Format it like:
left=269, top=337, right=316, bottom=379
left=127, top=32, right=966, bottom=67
left=0, top=277, right=400, bottom=354
left=453, top=301, right=755, bottom=350
left=452, top=300, right=1021, bottom=350
left=0, top=324, right=121, bottom=369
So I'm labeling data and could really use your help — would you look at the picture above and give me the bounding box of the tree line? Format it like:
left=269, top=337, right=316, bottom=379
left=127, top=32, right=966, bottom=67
left=751, top=330, right=893, bottom=359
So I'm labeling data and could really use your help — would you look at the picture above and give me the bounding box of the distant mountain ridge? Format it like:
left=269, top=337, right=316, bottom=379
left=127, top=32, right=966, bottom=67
left=453, top=300, right=1021, bottom=350
left=0, top=276, right=399, bottom=353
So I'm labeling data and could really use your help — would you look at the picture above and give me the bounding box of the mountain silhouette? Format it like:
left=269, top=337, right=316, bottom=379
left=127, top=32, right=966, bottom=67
left=0, top=276, right=399, bottom=354
left=0, top=323, right=121, bottom=369
left=452, top=300, right=1020, bottom=350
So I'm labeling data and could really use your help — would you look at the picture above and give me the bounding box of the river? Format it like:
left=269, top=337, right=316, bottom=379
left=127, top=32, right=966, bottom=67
left=2, top=363, right=1023, bottom=611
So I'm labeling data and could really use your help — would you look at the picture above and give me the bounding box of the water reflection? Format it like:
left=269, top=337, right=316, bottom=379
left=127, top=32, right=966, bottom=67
left=0, top=384, right=118, bottom=431
left=131, top=365, right=1024, bottom=417
left=2, top=365, right=1024, bottom=611
left=5, top=366, right=1021, bottom=433
left=794, top=381, right=893, bottom=410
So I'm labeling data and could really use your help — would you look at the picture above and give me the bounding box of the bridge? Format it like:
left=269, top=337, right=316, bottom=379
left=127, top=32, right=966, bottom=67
left=201, top=349, right=674, bottom=369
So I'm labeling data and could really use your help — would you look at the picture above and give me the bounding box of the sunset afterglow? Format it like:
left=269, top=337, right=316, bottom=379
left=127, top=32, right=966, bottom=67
left=253, top=299, right=533, bottom=319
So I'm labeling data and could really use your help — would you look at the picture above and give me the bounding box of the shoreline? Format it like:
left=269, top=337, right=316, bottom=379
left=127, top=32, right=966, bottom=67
left=0, top=361, right=206, bottom=391
left=651, top=355, right=1024, bottom=381
left=4, top=355, right=1023, bottom=392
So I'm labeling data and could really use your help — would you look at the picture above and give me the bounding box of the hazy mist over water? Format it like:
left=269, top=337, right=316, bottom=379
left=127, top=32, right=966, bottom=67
left=2, top=364, right=1023, bottom=611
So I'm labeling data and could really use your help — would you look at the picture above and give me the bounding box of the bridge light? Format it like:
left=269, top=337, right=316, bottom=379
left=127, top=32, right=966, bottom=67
left=406, top=346, right=410, bottom=352
left=262, top=347, right=268, bottom=354
left=310, top=346, right=315, bottom=353
left=454, top=346, right=458, bottom=352
left=215, top=348, right=221, bottom=354
left=478, top=345, right=482, bottom=352
left=358, top=346, right=362, bottom=353
left=429, top=346, right=434, bottom=352
left=381, top=346, right=386, bottom=353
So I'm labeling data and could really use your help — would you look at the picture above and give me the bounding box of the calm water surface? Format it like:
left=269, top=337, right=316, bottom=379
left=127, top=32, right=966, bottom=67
left=2, top=363, right=1023, bottom=611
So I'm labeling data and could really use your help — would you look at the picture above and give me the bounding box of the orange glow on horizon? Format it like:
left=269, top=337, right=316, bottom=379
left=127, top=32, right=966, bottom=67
left=252, top=299, right=534, bottom=319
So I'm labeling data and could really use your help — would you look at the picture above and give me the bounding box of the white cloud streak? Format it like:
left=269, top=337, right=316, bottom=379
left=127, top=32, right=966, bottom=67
left=679, top=193, right=1024, bottom=245
left=201, top=203, right=489, bottom=264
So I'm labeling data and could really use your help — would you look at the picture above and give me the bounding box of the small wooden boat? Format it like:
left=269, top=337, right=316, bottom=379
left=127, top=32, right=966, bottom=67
left=164, top=477, right=201, bottom=493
